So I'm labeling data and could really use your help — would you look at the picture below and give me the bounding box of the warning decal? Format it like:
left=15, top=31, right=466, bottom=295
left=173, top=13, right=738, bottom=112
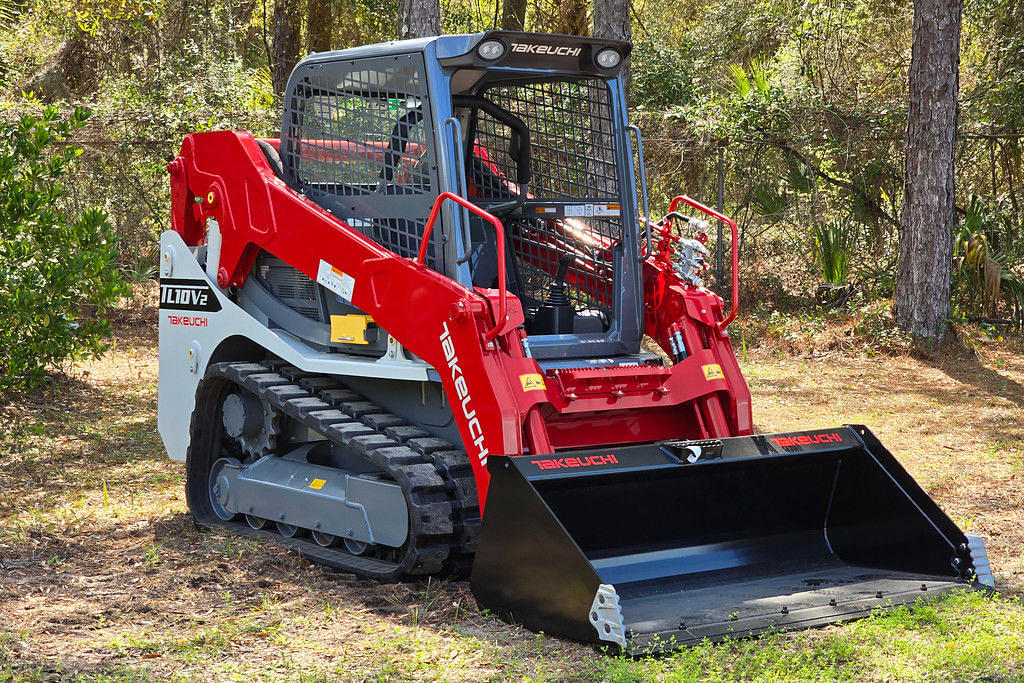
left=519, top=373, right=547, bottom=392
left=316, top=260, right=356, bottom=302
left=564, top=204, right=621, bottom=218
left=702, top=364, right=725, bottom=381
left=594, top=203, right=621, bottom=217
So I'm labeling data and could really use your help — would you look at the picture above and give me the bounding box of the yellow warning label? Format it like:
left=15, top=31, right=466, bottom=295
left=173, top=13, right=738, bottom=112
left=519, top=373, right=547, bottom=392
left=702, top=364, right=725, bottom=381
left=309, top=478, right=326, bottom=490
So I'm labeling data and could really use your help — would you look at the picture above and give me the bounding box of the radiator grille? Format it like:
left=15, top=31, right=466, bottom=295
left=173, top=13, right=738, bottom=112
left=256, top=253, right=322, bottom=320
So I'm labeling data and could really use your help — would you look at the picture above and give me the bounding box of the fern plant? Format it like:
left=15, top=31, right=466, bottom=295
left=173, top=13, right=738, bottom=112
left=750, top=183, right=790, bottom=222
left=121, top=244, right=160, bottom=285
left=728, top=61, right=769, bottom=97
left=812, top=222, right=856, bottom=284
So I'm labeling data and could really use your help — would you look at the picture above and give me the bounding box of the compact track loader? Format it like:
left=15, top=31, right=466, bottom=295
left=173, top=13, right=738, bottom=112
left=159, top=31, right=993, bottom=653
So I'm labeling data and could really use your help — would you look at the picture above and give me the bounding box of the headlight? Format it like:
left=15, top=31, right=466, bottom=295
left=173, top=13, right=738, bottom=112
left=477, top=39, right=506, bottom=61
left=595, top=48, right=622, bottom=69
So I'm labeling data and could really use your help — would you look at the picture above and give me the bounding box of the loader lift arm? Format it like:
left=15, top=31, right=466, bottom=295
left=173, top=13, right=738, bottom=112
left=167, top=129, right=753, bottom=506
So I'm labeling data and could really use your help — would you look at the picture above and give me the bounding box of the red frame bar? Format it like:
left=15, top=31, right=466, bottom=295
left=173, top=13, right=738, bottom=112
left=669, top=195, right=740, bottom=328
left=417, top=192, right=507, bottom=341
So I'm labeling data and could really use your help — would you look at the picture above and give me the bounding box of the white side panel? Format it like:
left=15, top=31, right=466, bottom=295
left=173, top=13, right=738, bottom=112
left=157, top=230, right=429, bottom=462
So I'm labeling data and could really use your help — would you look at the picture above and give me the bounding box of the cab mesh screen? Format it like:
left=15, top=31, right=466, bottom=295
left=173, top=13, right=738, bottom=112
left=281, top=54, right=442, bottom=268
left=469, top=78, right=621, bottom=317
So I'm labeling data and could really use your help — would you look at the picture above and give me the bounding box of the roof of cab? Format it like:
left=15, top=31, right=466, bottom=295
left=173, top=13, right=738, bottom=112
left=300, top=33, right=488, bottom=64
left=298, top=31, right=631, bottom=66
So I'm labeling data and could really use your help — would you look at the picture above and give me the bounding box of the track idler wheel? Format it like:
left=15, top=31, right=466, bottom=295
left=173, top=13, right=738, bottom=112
left=245, top=515, right=267, bottom=530
left=208, top=458, right=240, bottom=521
left=343, top=538, right=368, bottom=555
left=311, top=530, right=336, bottom=547
left=276, top=521, right=300, bottom=538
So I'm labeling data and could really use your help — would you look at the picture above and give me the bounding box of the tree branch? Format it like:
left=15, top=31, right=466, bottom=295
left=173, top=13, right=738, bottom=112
left=757, top=132, right=902, bottom=230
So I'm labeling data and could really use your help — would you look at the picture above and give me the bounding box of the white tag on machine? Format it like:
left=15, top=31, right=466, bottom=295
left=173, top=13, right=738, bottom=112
left=316, top=260, right=356, bottom=303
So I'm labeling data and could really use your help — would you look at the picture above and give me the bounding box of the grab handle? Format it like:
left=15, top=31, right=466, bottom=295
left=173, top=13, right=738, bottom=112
left=628, top=125, right=653, bottom=256
left=418, top=192, right=508, bottom=341
left=669, top=195, right=739, bottom=328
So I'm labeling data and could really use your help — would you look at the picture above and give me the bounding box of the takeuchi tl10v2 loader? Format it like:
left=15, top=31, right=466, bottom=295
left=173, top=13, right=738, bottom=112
left=157, top=32, right=993, bottom=653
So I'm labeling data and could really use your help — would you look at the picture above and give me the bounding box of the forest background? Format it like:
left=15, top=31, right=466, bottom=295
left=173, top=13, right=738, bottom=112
left=1, top=0, right=1023, bottom=358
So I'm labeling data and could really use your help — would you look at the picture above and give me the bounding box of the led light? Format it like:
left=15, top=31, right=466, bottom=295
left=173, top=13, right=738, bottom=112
left=595, top=48, right=622, bottom=69
left=477, top=40, right=506, bottom=61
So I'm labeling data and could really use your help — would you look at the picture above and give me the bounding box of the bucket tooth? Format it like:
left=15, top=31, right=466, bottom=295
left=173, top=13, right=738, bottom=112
left=471, top=425, right=992, bottom=654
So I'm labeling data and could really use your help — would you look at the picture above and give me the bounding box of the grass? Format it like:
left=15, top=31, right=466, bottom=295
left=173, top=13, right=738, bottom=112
left=1, top=305, right=1024, bottom=680
left=588, top=591, right=1024, bottom=680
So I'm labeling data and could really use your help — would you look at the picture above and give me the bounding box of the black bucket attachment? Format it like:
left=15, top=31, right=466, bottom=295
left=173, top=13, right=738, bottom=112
left=471, top=426, right=993, bottom=654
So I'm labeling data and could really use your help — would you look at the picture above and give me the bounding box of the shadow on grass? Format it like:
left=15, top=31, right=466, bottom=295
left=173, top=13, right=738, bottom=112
left=924, top=353, right=1024, bottom=411
left=3, top=327, right=1023, bottom=678
left=753, top=355, right=1024, bottom=446
left=0, top=370, right=169, bottom=527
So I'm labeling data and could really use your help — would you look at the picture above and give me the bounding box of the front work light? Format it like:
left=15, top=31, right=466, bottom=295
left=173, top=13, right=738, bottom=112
left=478, top=40, right=506, bottom=61
left=595, top=48, right=622, bottom=69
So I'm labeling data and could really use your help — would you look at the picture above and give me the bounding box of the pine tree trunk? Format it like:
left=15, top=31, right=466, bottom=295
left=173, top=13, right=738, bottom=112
left=307, top=0, right=333, bottom=53
left=272, top=0, right=303, bottom=96
left=398, top=0, right=440, bottom=39
left=501, top=0, right=527, bottom=31
left=593, top=0, right=630, bottom=91
left=894, top=0, right=962, bottom=340
left=551, top=0, right=589, bottom=35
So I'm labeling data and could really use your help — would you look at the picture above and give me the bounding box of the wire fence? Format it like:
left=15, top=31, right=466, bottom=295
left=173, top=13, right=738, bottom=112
left=633, top=121, right=1024, bottom=294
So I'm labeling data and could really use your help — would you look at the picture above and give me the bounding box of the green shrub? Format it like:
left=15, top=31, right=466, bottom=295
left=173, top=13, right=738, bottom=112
left=812, top=221, right=857, bottom=284
left=630, top=38, right=695, bottom=109
left=0, top=105, right=129, bottom=391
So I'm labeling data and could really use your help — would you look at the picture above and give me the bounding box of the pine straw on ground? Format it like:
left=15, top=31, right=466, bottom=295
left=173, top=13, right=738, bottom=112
left=1, top=306, right=1022, bottom=680
left=744, top=341, right=1024, bottom=593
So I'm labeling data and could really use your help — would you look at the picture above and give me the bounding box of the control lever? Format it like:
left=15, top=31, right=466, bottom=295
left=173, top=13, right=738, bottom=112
left=534, top=254, right=576, bottom=335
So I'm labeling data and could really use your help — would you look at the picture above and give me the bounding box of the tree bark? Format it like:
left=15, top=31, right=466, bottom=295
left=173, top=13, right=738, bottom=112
left=894, top=0, right=962, bottom=340
left=272, top=0, right=303, bottom=97
left=550, top=0, right=589, bottom=36
left=592, top=0, right=630, bottom=91
left=307, top=0, right=333, bottom=53
left=398, top=0, right=440, bottom=39
left=501, top=0, right=527, bottom=31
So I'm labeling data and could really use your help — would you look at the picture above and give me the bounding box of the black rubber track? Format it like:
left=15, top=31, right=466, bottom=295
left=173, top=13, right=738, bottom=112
left=185, top=360, right=480, bottom=581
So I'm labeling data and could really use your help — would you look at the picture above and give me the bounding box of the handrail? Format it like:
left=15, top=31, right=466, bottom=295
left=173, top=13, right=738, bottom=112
left=441, top=117, right=472, bottom=258
left=418, top=192, right=508, bottom=341
left=669, top=195, right=740, bottom=328
left=627, top=125, right=653, bottom=256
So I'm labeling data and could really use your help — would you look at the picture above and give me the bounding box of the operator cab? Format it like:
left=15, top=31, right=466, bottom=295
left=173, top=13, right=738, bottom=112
left=279, top=32, right=644, bottom=360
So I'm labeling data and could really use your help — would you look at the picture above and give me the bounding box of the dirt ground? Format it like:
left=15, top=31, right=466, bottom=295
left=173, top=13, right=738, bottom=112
left=1, top=308, right=1022, bottom=680
left=743, top=341, right=1024, bottom=594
